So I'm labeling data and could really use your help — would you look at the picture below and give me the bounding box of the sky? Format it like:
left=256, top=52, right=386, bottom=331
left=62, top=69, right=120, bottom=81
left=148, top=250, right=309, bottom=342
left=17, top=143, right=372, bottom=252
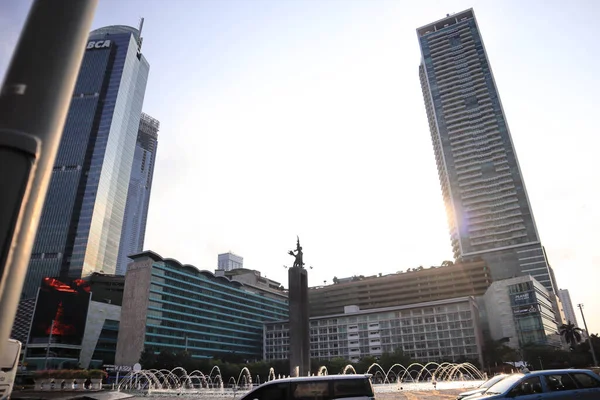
left=1, top=0, right=599, bottom=333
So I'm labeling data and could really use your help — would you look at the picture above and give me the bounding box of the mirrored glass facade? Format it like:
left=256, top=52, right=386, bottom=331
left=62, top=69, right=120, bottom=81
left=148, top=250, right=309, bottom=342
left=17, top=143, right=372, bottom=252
left=417, top=10, right=555, bottom=292
left=116, top=113, right=159, bottom=275
left=484, top=276, right=561, bottom=349
left=23, top=26, right=150, bottom=298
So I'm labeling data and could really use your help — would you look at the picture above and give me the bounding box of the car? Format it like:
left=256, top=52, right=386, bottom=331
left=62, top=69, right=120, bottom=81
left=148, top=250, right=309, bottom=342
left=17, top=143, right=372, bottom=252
left=239, top=374, right=375, bottom=400
left=461, top=369, right=600, bottom=399
left=456, top=374, right=508, bottom=399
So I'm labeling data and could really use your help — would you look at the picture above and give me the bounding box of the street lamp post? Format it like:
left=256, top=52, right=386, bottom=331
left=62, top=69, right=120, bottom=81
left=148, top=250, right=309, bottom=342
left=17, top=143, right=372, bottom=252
left=577, top=304, right=598, bottom=367
left=44, top=319, right=55, bottom=370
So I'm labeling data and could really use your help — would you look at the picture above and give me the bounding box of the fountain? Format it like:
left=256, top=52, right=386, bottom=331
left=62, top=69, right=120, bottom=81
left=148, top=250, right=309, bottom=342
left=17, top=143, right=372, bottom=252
left=116, top=362, right=485, bottom=396
left=342, top=364, right=357, bottom=374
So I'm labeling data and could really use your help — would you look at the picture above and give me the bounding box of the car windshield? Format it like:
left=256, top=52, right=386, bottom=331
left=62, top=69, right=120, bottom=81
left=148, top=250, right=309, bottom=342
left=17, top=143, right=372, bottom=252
left=481, top=375, right=507, bottom=388
left=485, top=374, right=524, bottom=394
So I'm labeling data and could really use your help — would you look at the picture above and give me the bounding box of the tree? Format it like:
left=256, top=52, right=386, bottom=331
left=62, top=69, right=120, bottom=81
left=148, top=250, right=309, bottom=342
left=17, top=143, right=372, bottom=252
left=156, top=349, right=179, bottom=369
left=559, top=321, right=584, bottom=348
left=481, top=338, right=519, bottom=367
left=326, top=357, right=350, bottom=374
left=378, top=348, right=413, bottom=371
left=139, top=347, right=158, bottom=369
left=441, top=260, right=454, bottom=267
left=354, top=356, right=378, bottom=374
left=333, top=276, right=339, bottom=284
left=573, top=333, right=600, bottom=366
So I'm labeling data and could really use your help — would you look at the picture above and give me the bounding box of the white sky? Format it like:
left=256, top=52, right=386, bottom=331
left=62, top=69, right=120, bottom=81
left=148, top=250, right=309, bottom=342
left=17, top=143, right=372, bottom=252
left=1, top=0, right=598, bottom=333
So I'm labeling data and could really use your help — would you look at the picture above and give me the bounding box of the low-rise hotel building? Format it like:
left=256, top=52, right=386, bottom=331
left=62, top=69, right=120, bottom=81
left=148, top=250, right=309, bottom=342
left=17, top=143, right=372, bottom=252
left=265, top=296, right=483, bottom=366
left=115, top=251, right=288, bottom=366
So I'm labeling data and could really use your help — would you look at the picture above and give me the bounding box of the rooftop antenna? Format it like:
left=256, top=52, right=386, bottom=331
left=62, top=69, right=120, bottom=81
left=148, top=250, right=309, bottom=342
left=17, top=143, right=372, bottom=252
left=137, top=17, right=144, bottom=50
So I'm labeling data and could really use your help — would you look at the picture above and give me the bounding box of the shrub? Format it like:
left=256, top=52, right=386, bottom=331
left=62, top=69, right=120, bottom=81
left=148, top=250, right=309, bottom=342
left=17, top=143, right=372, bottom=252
left=88, top=369, right=108, bottom=379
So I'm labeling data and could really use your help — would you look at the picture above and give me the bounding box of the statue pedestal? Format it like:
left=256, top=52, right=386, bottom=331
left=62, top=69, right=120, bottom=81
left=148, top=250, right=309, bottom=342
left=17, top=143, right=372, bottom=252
left=288, top=266, right=309, bottom=377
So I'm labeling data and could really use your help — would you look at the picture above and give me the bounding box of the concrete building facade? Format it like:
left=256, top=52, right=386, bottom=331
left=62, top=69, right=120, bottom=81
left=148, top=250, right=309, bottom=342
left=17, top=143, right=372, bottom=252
left=217, top=252, right=243, bottom=271
left=265, top=297, right=483, bottom=366
left=557, top=289, right=579, bottom=326
left=215, top=268, right=283, bottom=294
left=417, top=10, right=556, bottom=293
left=309, top=260, right=491, bottom=317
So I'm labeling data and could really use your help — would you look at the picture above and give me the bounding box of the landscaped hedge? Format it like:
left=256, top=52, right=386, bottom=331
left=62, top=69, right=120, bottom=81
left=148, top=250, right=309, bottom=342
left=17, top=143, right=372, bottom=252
left=34, top=369, right=108, bottom=380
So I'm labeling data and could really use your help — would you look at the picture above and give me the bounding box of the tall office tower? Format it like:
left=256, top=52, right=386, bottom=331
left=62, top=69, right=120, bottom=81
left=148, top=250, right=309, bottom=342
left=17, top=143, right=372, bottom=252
left=417, top=10, right=556, bottom=293
left=116, top=113, right=159, bottom=275
left=22, top=25, right=150, bottom=299
left=217, top=252, right=243, bottom=271
left=558, top=289, right=579, bottom=326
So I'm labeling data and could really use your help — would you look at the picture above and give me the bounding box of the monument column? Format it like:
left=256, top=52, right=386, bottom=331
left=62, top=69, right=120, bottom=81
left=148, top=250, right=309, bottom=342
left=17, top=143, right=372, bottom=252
left=288, top=237, right=310, bottom=376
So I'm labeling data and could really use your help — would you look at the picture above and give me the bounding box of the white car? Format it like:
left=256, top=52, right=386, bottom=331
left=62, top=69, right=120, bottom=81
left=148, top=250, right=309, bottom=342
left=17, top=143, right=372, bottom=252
left=240, top=374, right=375, bottom=400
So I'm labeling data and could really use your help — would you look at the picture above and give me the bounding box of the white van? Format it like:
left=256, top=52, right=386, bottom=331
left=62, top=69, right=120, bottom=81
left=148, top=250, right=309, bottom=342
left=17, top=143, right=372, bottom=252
left=240, top=374, right=375, bottom=400
left=0, top=339, right=22, bottom=400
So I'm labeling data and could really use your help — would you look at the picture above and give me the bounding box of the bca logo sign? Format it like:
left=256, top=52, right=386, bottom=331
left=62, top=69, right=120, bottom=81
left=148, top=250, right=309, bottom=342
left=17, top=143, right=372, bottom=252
left=87, top=40, right=111, bottom=50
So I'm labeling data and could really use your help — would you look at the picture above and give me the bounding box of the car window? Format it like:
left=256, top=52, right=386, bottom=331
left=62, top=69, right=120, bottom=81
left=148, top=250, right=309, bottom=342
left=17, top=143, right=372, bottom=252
left=292, top=381, right=330, bottom=400
left=570, top=373, right=600, bottom=389
left=333, top=378, right=373, bottom=399
left=247, top=382, right=290, bottom=400
left=481, top=374, right=506, bottom=388
left=485, top=374, right=524, bottom=394
left=544, top=374, right=578, bottom=391
left=509, top=376, right=543, bottom=397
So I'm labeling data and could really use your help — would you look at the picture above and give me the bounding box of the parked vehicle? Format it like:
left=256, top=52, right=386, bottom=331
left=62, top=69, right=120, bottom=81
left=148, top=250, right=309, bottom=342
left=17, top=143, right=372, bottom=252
left=0, top=339, right=22, bottom=400
left=462, top=369, right=600, bottom=400
left=240, top=374, right=375, bottom=400
left=456, top=374, right=508, bottom=400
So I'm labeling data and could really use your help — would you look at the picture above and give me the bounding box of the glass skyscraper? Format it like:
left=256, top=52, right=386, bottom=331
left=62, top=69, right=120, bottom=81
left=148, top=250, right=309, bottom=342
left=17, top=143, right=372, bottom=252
left=417, top=10, right=556, bottom=293
left=23, top=25, right=150, bottom=299
left=116, top=113, right=159, bottom=275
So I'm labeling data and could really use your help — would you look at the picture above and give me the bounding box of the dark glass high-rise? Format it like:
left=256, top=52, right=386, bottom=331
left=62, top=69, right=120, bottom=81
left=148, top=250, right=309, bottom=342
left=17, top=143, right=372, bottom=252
left=22, top=25, right=150, bottom=298
left=116, top=113, right=159, bottom=275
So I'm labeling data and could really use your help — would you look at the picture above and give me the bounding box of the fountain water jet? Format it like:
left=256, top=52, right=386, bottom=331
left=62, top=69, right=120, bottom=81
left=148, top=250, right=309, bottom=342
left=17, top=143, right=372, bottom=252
left=116, top=363, right=484, bottom=396
left=342, top=365, right=356, bottom=374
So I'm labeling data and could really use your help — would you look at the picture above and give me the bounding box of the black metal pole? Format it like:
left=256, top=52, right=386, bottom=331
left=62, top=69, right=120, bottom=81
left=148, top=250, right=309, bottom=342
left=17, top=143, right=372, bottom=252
left=44, top=319, right=55, bottom=369
left=578, top=304, right=598, bottom=367
left=0, top=0, right=97, bottom=356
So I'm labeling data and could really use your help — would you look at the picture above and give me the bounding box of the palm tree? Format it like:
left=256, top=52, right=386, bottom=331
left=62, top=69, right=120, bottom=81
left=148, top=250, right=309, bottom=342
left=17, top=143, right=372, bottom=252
left=559, top=321, right=584, bottom=348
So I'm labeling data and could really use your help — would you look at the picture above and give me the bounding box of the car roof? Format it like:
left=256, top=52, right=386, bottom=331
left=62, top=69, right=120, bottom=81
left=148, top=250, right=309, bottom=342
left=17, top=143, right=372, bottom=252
left=526, top=369, right=595, bottom=376
left=256, top=374, right=373, bottom=385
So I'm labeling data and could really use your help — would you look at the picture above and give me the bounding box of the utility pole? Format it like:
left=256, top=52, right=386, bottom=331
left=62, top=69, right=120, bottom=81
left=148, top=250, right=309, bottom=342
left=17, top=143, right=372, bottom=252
left=578, top=304, right=598, bottom=367
left=0, top=0, right=97, bottom=356
left=44, top=319, right=55, bottom=370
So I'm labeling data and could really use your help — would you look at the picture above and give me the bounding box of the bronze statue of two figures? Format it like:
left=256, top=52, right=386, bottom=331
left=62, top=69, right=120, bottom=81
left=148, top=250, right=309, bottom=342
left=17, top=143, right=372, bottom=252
left=288, top=236, right=304, bottom=269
